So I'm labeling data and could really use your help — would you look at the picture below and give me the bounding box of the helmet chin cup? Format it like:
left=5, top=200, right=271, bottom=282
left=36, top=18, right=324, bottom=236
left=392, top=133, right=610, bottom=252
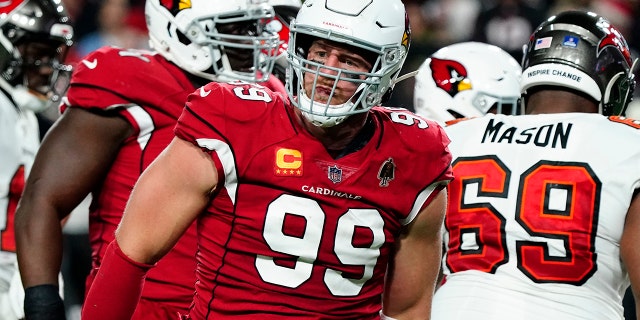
left=297, top=92, right=349, bottom=127
left=300, top=110, right=346, bottom=127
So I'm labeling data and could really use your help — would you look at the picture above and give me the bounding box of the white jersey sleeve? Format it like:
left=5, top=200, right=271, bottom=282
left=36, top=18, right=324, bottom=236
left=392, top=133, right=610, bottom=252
left=0, top=92, right=40, bottom=319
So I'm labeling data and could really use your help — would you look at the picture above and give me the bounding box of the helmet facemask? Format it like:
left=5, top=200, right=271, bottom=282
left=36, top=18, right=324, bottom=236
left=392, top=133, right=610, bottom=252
left=146, top=0, right=281, bottom=83
left=600, top=49, right=637, bottom=116
left=265, top=2, right=301, bottom=84
left=194, top=9, right=281, bottom=82
left=12, top=39, right=72, bottom=97
left=474, top=92, right=520, bottom=116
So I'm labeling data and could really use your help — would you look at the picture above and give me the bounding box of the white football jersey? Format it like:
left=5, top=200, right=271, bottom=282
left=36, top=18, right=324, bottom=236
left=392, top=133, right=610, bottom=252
left=433, top=113, right=640, bottom=320
left=0, top=91, right=40, bottom=319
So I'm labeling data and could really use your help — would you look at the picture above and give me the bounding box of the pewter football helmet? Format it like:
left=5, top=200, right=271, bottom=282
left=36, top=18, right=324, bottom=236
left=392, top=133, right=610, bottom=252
left=0, top=0, right=74, bottom=111
left=521, top=10, right=637, bottom=116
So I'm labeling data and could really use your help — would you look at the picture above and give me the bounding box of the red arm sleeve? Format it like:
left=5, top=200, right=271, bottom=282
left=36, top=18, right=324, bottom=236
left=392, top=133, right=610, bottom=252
left=81, top=240, right=154, bottom=320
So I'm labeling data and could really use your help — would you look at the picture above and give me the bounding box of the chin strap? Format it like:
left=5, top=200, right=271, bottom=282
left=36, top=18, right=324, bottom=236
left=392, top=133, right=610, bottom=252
left=394, top=69, right=418, bottom=84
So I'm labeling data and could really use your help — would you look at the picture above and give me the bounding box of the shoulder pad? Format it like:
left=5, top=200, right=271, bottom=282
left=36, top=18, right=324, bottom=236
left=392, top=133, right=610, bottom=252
left=608, top=116, right=640, bottom=129
left=71, top=47, right=189, bottom=94
left=373, top=106, right=449, bottom=154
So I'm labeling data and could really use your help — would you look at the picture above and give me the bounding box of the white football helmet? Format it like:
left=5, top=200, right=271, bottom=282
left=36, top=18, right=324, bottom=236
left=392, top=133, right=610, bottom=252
left=286, top=0, right=410, bottom=127
left=414, top=42, right=522, bottom=125
left=145, top=0, right=281, bottom=82
left=268, top=0, right=301, bottom=7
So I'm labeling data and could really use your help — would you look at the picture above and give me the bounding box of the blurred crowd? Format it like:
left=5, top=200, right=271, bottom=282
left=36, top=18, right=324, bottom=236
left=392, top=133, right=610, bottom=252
left=63, top=0, right=148, bottom=63
left=55, top=0, right=640, bottom=112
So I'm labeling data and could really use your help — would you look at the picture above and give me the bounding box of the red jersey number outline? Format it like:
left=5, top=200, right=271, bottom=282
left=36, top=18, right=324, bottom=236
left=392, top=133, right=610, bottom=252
left=445, top=156, right=599, bottom=285
left=2, top=165, right=24, bottom=252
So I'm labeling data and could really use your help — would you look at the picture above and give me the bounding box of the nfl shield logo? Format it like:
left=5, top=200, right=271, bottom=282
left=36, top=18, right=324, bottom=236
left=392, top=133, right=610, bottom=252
left=328, top=165, right=343, bottom=184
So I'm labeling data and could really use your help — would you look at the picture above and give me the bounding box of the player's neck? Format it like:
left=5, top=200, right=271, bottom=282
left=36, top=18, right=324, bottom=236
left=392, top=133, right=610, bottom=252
left=525, top=90, right=599, bottom=114
left=296, top=110, right=370, bottom=157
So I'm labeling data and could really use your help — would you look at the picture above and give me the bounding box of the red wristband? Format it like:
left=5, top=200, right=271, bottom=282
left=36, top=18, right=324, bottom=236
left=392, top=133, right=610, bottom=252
left=82, top=240, right=154, bottom=320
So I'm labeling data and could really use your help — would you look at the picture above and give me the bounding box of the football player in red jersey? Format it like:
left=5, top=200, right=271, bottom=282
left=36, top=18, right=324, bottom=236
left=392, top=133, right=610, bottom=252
left=432, top=11, right=640, bottom=320
left=14, top=0, right=283, bottom=319
left=82, top=0, right=453, bottom=319
left=0, top=0, right=73, bottom=319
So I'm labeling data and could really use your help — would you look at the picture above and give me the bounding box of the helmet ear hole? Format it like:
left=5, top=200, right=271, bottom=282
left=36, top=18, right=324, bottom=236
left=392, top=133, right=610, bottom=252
left=176, top=29, right=191, bottom=46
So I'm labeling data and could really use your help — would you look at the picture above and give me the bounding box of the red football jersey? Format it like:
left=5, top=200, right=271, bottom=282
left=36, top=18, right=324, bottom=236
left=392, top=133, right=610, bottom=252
left=64, top=47, right=199, bottom=311
left=175, top=81, right=453, bottom=319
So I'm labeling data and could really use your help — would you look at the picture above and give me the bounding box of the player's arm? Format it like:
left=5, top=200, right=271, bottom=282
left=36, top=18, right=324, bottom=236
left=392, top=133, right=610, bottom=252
left=621, top=191, right=640, bottom=319
left=15, top=107, right=132, bottom=319
left=382, top=188, right=447, bottom=319
left=82, top=136, right=217, bottom=320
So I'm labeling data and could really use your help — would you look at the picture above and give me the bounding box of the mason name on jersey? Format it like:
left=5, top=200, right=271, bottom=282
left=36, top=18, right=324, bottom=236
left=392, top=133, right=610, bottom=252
left=481, top=118, right=572, bottom=149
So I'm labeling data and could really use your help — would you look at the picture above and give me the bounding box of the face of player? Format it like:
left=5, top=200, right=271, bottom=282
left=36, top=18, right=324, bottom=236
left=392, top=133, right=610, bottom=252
left=20, top=40, right=69, bottom=98
left=303, top=39, right=372, bottom=106
left=216, top=20, right=264, bottom=72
